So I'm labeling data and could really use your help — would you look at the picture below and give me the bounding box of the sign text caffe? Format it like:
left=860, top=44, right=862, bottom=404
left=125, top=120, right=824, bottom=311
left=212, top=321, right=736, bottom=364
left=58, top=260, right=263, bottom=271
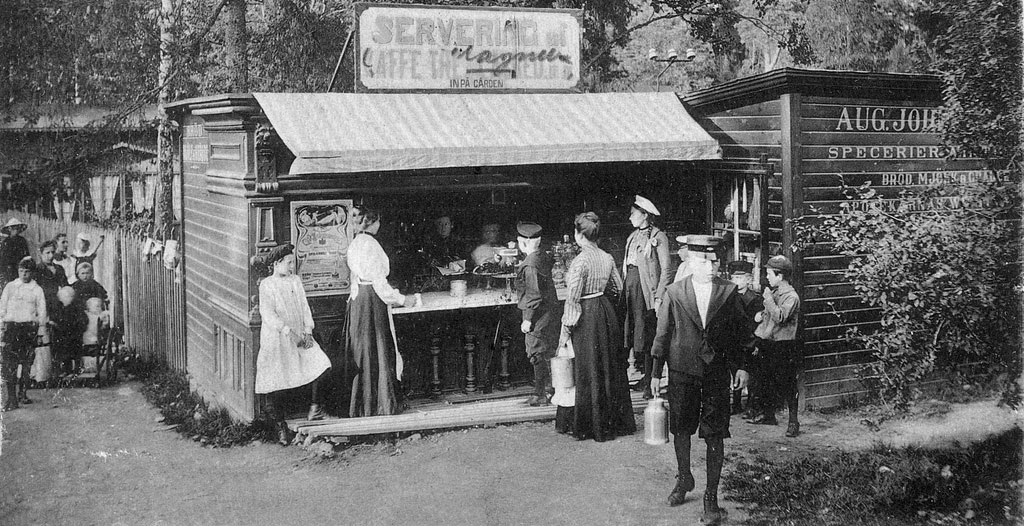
left=355, top=3, right=582, bottom=92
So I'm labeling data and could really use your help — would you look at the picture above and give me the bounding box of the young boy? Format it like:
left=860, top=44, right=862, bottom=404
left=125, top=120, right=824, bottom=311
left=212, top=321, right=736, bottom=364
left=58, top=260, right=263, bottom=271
left=515, top=222, right=561, bottom=406
left=728, top=260, right=763, bottom=415
left=0, top=257, right=47, bottom=410
left=752, top=255, right=803, bottom=437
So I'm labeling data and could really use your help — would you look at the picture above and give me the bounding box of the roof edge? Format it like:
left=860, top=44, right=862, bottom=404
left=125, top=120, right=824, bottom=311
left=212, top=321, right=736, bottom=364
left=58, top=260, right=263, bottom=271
left=682, top=68, right=943, bottom=111
left=164, top=93, right=259, bottom=115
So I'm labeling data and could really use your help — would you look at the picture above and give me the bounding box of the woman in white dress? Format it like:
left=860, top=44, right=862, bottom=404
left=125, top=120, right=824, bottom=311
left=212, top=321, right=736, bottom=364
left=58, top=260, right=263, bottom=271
left=254, top=244, right=332, bottom=444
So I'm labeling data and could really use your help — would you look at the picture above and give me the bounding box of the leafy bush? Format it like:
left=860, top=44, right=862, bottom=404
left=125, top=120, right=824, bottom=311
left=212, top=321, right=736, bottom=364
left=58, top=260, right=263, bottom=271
left=135, top=358, right=272, bottom=447
left=795, top=179, right=1021, bottom=410
left=725, top=428, right=1022, bottom=525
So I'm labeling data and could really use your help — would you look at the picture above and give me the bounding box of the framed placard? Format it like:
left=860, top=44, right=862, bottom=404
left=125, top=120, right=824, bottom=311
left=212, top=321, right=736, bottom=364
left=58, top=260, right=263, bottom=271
left=290, top=199, right=356, bottom=296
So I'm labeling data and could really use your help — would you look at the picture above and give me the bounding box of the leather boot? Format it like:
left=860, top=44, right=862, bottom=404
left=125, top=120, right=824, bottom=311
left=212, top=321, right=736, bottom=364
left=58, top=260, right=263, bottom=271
left=701, top=493, right=728, bottom=525
left=667, top=472, right=695, bottom=506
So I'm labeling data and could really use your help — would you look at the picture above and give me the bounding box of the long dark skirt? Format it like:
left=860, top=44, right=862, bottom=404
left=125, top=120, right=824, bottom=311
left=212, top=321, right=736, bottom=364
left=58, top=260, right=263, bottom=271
left=344, top=285, right=401, bottom=417
left=570, top=296, right=636, bottom=441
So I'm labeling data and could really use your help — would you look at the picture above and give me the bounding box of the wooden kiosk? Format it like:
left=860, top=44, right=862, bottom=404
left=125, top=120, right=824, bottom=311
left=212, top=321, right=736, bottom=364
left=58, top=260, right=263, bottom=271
left=682, top=68, right=993, bottom=408
left=165, top=91, right=723, bottom=422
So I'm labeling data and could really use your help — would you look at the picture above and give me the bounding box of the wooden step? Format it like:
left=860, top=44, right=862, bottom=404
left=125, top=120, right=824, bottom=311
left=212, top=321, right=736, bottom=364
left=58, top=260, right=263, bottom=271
left=288, top=391, right=652, bottom=438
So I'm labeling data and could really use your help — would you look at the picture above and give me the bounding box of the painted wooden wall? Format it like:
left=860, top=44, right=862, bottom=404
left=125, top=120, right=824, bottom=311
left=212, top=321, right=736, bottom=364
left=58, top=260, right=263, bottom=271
left=180, top=113, right=256, bottom=421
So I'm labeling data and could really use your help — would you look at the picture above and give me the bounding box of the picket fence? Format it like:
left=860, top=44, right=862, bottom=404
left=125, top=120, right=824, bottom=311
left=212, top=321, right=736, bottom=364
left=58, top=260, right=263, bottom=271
left=0, top=212, right=186, bottom=371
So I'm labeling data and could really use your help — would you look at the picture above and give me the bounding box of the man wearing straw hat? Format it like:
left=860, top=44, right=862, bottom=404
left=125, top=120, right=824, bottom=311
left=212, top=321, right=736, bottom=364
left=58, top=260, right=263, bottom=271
left=0, top=218, right=30, bottom=286
left=621, top=195, right=672, bottom=400
left=650, top=235, right=753, bottom=525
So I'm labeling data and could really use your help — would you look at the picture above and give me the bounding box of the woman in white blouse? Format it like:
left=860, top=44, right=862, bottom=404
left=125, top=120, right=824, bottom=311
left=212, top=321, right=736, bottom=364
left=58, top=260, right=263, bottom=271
left=255, top=244, right=332, bottom=445
left=344, top=206, right=417, bottom=417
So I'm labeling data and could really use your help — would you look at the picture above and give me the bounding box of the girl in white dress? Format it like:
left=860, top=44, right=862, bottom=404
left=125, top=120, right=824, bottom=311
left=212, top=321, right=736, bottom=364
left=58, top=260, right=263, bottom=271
left=254, top=244, right=332, bottom=444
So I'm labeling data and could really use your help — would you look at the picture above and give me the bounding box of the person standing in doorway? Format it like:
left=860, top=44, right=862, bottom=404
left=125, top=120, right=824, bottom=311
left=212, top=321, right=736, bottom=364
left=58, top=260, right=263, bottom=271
left=621, top=196, right=671, bottom=400
left=751, top=255, right=802, bottom=437
left=650, top=235, right=752, bottom=525
left=515, top=221, right=561, bottom=407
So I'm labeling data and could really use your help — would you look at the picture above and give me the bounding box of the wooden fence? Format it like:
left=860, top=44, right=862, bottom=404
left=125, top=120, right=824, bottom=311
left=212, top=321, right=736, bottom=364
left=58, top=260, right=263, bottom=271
left=0, top=212, right=186, bottom=370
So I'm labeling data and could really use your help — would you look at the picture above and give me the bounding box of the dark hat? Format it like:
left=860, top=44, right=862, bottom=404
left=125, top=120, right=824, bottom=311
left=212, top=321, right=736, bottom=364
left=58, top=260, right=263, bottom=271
left=687, top=235, right=723, bottom=261
left=262, top=244, right=295, bottom=267
left=728, top=260, right=754, bottom=274
left=766, top=255, right=794, bottom=273
left=18, top=256, right=35, bottom=271
left=516, top=221, right=542, bottom=239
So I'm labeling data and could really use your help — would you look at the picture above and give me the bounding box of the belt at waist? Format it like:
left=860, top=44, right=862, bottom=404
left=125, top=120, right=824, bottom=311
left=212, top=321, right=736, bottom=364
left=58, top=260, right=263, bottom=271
left=580, top=292, right=603, bottom=300
left=3, top=321, right=36, bottom=327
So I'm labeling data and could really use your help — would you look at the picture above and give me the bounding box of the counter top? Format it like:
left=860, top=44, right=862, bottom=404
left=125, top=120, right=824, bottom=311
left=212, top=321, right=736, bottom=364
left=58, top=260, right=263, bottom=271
left=393, top=286, right=570, bottom=315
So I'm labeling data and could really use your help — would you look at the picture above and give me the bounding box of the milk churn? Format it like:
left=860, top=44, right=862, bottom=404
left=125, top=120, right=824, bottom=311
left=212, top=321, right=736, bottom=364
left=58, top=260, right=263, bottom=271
left=550, top=356, right=574, bottom=389
left=644, top=396, right=669, bottom=445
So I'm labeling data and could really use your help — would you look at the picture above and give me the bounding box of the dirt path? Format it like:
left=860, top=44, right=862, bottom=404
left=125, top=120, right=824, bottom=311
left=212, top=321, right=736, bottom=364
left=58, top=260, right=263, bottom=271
left=1, top=383, right=1019, bottom=526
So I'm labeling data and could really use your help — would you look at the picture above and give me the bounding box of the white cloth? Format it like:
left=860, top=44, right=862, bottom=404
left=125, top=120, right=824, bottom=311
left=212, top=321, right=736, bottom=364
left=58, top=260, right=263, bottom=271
left=83, top=312, right=102, bottom=345
left=346, top=234, right=406, bottom=305
left=255, top=273, right=331, bottom=394
left=0, top=279, right=47, bottom=325
left=54, top=256, right=77, bottom=285
left=693, top=279, right=712, bottom=328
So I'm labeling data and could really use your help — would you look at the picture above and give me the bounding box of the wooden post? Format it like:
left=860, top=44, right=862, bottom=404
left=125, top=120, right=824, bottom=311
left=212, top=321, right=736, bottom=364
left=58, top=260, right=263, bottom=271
left=498, top=335, right=511, bottom=390
left=429, top=334, right=442, bottom=396
left=463, top=333, right=476, bottom=393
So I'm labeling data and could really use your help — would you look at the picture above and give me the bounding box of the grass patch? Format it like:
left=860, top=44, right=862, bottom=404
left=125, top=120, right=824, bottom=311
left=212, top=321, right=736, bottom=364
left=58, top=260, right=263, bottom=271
left=725, top=427, right=1022, bottom=525
left=129, top=357, right=273, bottom=448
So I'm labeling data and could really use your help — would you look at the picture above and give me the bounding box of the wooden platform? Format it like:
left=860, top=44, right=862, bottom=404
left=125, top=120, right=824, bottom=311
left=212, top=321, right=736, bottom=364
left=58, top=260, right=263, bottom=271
left=288, top=388, right=652, bottom=440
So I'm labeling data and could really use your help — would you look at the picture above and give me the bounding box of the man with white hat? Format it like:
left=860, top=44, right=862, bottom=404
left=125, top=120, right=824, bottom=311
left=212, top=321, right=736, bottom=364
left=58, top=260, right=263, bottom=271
left=650, top=235, right=754, bottom=524
left=621, top=195, right=672, bottom=399
left=0, top=218, right=30, bottom=286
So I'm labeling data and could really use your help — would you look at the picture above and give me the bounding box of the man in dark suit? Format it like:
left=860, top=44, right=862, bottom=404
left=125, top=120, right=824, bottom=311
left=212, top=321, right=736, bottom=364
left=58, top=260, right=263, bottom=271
left=650, top=236, right=753, bottom=525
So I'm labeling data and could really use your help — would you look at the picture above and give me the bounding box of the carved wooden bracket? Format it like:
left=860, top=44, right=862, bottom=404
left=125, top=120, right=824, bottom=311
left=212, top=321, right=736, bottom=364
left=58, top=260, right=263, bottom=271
left=255, top=124, right=279, bottom=193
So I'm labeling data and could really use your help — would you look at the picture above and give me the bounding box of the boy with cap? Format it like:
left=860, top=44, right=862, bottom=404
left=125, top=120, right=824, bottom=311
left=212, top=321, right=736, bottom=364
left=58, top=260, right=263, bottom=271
left=752, top=255, right=802, bottom=437
left=0, top=257, right=47, bottom=410
left=621, top=195, right=672, bottom=399
left=650, top=235, right=753, bottom=524
left=673, top=235, right=692, bottom=283
left=515, top=222, right=561, bottom=406
left=0, top=218, right=30, bottom=285
left=728, top=260, right=763, bottom=415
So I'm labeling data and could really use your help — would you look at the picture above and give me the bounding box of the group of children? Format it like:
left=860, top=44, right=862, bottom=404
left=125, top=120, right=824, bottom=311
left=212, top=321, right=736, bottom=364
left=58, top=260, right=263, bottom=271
left=0, top=221, right=109, bottom=411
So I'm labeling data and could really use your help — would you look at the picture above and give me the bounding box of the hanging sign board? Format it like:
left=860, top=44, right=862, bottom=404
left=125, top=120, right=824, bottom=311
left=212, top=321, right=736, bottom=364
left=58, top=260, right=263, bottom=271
left=290, top=199, right=357, bottom=296
left=354, top=3, right=582, bottom=93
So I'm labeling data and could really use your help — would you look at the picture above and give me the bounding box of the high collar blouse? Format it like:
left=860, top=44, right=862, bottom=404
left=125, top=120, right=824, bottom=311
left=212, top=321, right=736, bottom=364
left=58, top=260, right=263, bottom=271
left=347, top=233, right=406, bottom=306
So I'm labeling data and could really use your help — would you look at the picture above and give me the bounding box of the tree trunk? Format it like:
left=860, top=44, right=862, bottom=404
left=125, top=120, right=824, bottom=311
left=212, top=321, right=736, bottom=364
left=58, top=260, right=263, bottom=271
left=156, top=0, right=177, bottom=231
left=223, top=0, right=249, bottom=92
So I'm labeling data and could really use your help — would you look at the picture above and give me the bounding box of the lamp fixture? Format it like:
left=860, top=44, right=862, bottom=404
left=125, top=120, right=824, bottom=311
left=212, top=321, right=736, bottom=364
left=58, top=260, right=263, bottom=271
left=649, top=47, right=698, bottom=92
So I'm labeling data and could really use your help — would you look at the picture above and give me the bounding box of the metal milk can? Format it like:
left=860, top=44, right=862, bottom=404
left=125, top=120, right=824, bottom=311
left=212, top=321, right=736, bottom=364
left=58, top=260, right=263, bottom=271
left=644, top=396, right=669, bottom=445
left=550, top=356, right=574, bottom=389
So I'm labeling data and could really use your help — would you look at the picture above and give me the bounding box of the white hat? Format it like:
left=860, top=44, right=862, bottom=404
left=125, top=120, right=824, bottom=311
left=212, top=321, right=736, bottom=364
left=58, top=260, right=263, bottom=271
left=76, top=232, right=91, bottom=242
left=1, top=217, right=26, bottom=235
left=632, top=195, right=661, bottom=216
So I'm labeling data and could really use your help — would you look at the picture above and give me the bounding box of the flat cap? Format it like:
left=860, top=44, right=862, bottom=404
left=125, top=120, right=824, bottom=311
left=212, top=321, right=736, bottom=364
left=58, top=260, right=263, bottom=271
left=728, top=260, right=754, bottom=274
left=516, top=221, right=542, bottom=239
left=766, top=255, right=794, bottom=273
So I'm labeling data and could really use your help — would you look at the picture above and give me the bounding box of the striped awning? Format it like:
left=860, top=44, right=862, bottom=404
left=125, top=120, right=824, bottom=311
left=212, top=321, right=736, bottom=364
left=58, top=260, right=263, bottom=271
left=253, top=92, right=721, bottom=175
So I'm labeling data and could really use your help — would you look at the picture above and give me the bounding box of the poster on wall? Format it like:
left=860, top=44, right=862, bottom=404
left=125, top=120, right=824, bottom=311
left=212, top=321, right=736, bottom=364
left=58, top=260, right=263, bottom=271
left=290, top=199, right=356, bottom=296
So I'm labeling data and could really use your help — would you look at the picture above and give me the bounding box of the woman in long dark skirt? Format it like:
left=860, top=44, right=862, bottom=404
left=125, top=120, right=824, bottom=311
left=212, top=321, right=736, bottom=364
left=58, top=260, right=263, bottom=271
left=556, top=212, right=636, bottom=441
left=344, top=206, right=417, bottom=417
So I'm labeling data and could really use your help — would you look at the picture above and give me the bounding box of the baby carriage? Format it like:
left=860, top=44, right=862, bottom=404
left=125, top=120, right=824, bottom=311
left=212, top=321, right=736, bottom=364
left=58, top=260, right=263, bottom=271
left=76, top=324, right=122, bottom=387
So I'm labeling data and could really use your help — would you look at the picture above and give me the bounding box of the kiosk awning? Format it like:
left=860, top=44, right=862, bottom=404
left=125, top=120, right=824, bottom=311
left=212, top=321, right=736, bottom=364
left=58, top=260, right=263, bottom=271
left=253, top=92, right=721, bottom=175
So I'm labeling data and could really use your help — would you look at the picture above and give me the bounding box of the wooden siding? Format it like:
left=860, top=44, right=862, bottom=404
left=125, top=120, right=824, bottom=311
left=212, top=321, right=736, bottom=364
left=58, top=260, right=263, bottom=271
left=181, top=116, right=255, bottom=421
left=796, top=96, right=992, bottom=407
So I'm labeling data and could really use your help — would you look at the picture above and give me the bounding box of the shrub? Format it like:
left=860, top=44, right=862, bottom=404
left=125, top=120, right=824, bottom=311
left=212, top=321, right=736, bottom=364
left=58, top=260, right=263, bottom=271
left=794, top=179, right=1021, bottom=410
